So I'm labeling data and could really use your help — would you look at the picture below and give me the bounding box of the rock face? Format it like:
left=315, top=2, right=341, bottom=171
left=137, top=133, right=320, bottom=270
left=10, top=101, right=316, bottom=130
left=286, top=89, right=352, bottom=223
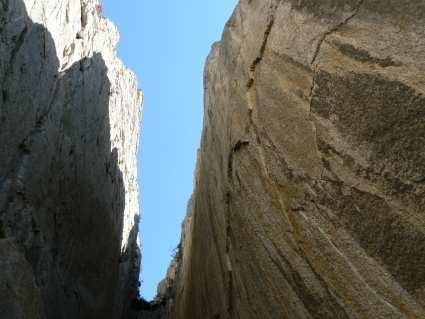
left=0, top=0, right=142, bottom=318
left=0, top=239, right=44, bottom=319
left=168, top=0, right=425, bottom=318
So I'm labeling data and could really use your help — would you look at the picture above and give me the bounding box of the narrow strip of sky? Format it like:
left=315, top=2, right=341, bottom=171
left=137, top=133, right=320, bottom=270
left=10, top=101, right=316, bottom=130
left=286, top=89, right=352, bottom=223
left=102, top=0, right=238, bottom=299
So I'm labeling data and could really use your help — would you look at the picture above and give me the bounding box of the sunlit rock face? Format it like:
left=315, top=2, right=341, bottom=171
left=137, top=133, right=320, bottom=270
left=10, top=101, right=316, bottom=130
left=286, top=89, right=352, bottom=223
left=0, top=0, right=142, bottom=318
left=168, top=0, right=425, bottom=318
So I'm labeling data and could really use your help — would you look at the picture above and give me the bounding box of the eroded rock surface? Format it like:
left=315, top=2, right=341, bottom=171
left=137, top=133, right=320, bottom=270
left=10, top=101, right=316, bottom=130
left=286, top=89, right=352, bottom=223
left=168, top=1, right=425, bottom=318
left=0, top=0, right=142, bottom=318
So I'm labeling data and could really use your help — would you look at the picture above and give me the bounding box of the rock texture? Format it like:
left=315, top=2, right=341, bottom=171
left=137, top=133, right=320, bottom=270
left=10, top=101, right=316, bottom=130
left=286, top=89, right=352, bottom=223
left=0, top=0, right=142, bottom=318
left=0, top=239, right=44, bottom=319
left=168, top=0, right=425, bottom=318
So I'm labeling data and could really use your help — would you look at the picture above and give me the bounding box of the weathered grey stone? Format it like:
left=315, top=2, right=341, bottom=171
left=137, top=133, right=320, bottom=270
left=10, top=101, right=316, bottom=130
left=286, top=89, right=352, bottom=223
left=0, top=0, right=142, bottom=318
left=0, top=239, right=44, bottom=319
left=167, top=1, right=425, bottom=318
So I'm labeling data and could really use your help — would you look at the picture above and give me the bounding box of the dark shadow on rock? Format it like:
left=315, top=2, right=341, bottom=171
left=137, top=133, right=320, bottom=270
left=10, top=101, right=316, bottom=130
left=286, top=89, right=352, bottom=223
left=0, top=1, right=139, bottom=318
left=129, top=297, right=167, bottom=319
left=119, top=214, right=142, bottom=319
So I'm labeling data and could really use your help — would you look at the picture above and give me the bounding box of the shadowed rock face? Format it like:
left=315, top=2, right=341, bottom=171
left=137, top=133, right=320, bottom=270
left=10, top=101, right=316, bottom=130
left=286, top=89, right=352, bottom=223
left=2, top=0, right=425, bottom=318
left=0, top=1, right=142, bottom=318
left=0, top=239, right=44, bottom=319
left=165, top=0, right=425, bottom=318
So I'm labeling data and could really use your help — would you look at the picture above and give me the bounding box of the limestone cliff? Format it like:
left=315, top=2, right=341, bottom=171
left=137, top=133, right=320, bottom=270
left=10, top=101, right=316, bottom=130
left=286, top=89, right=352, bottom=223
left=0, top=0, right=142, bottom=318
left=168, top=0, right=425, bottom=318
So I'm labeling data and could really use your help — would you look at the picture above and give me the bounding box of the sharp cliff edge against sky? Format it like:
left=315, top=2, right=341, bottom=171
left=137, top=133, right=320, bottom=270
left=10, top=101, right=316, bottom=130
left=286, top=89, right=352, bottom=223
left=102, top=0, right=238, bottom=299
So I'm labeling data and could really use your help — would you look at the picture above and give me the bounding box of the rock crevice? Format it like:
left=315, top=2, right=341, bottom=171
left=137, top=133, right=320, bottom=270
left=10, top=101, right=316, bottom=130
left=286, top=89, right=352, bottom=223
left=2, top=1, right=425, bottom=319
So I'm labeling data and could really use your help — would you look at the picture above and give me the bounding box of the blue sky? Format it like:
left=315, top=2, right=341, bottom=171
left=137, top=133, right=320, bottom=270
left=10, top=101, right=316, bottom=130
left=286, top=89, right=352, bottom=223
left=102, top=1, right=238, bottom=299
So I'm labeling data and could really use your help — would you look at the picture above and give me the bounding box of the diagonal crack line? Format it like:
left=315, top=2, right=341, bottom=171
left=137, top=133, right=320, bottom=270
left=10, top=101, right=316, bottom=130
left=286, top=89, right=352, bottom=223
left=309, top=0, right=366, bottom=112
left=310, top=0, right=365, bottom=67
left=1, top=24, right=29, bottom=87
left=307, top=0, right=366, bottom=177
left=246, top=0, right=282, bottom=89
left=0, top=78, right=60, bottom=210
left=309, top=68, right=318, bottom=102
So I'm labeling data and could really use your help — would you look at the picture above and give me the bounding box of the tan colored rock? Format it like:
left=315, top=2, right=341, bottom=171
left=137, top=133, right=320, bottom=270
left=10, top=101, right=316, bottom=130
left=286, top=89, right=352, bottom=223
left=169, top=1, right=425, bottom=318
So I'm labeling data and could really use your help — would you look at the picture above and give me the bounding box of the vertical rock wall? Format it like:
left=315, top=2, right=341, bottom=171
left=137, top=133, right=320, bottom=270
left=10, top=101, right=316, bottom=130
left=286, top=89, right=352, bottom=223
left=170, top=1, right=425, bottom=318
left=0, top=0, right=142, bottom=318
